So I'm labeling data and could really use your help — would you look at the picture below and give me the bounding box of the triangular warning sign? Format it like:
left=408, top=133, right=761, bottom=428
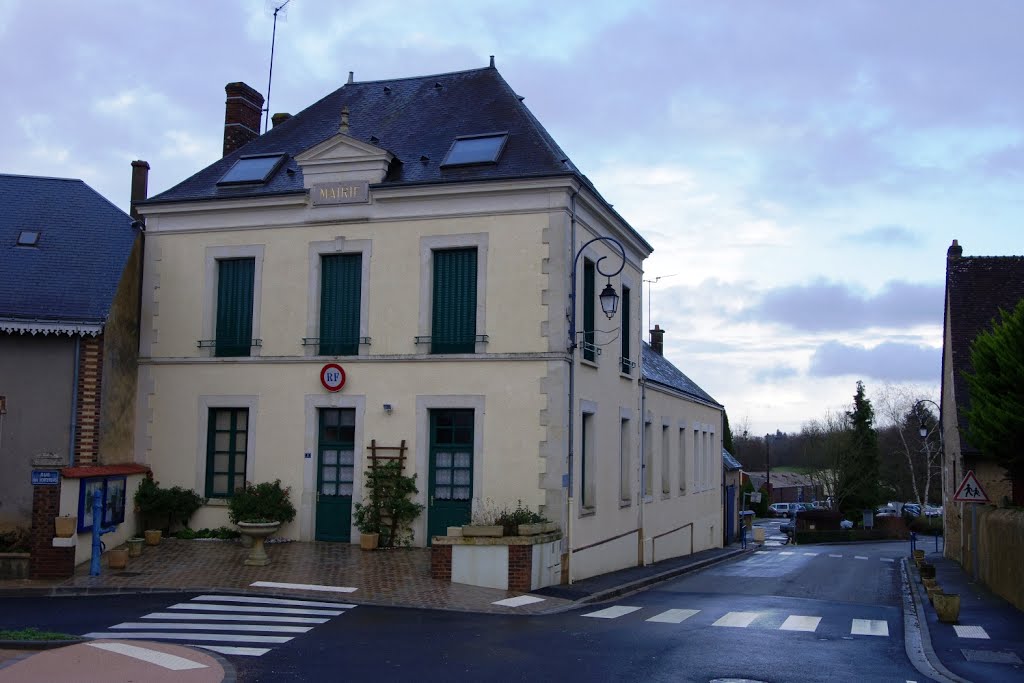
left=953, top=470, right=990, bottom=503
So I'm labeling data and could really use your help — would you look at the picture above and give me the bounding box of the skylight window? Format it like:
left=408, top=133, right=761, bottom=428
left=16, top=230, right=39, bottom=246
left=441, top=133, right=508, bottom=167
left=217, top=153, right=286, bottom=185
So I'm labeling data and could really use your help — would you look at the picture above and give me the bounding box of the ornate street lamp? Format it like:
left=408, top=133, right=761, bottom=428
left=913, top=398, right=943, bottom=515
left=565, top=235, right=625, bottom=583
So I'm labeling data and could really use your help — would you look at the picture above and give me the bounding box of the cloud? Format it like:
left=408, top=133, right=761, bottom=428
left=843, top=224, right=916, bottom=245
left=808, top=340, right=940, bottom=381
left=740, top=279, right=943, bottom=332
left=753, top=365, right=800, bottom=383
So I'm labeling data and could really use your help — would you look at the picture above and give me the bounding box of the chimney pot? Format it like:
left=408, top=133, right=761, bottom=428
left=271, top=112, right=292, bottom=128
left=948, top=239, right=963, bottom=261
left=130, top=160, right=150, bottom=221
left=347, top=71, right=354, bottom=84
left=223, top=82, right=265, bottom=157
left=650, top=324, right=665, bottom=356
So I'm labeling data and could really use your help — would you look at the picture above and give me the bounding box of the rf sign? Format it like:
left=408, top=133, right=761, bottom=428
left=320, top=363, right=346, bottom=392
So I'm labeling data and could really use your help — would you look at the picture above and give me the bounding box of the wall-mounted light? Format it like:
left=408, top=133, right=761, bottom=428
left=383, top=403, right=393, bottom=415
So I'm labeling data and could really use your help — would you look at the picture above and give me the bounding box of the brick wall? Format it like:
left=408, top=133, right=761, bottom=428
left=28, top=482, right=74, bottom=579
left=430, top=545, right=452, bottom=581
left=507, top=544, right=533, bottom=592
left=74, top=334, right=104, bottom=465
left=223, top=82, right=265, bottom=157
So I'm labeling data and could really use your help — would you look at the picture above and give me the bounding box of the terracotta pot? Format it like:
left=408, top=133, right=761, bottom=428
left=144, top=529, right=162, bottom=546
left=926, top=585, right=942, bottom=604
left=359, top=532, right=379, bottom=551
left=107, top=548, right=129, bottom=569
left=127, top=538, right=144, bottom=557
left=54, top=516, right=77, bottom=538
left=934, top=593, right=960, bottom=623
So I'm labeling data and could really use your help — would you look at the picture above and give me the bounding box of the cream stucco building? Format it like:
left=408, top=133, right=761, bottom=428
left=136, top=64, right=725, bottom=582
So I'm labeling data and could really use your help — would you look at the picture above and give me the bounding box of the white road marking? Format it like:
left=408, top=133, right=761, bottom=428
left=84, top=631, right=293, bottom=643
left=779, top=551, right=794, bottom=556
left=250, top=581, right=357, bottom=593
left=851, top=619, right=889, bottom=636
left=802, top=552, right=819, bottom=556
left=953, top=625, right=990, bottom=639
left=713, top=611, right=760, bottom=628
left=754, top=551, right=770, bottom=555
left=492, top=595, right=546, bottom=607
left=829, top=554, right=843, bottom=558
left=192, top=645, right=271, bottom=657
left=142, top=612, right=329, bottom=624
left=583, top=606, right=642, bottom=619
left=881, top=558, right=895, bottom=563
left=854, top=556, right=869, bottom=560
left=193, top=594, right=354, bottom=609
left=111, top=622, right=313, bottom=633
left=779, top=615, right=821, bottom=632
left=647, top=609, right=699, bottom=624
left=86, top=642, right=208, bottom=671
left=167, top=603, right=343, bottom=616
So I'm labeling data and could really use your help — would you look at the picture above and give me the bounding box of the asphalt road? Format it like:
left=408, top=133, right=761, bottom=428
left=0, top=542, right=927, bottom=682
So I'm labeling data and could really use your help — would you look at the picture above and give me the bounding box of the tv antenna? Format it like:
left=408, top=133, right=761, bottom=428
left=263, top=0, right=292, bottom=133
left=642, top=273, right=677, bottom=330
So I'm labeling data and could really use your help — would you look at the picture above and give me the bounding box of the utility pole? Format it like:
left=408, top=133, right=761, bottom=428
left=765, top=434, right=771, bottom=501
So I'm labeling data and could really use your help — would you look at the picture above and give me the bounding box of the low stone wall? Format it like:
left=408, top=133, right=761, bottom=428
left=978, top=507, right=1024, bottom=612
left=0, top=552, right=30, bottom=579
left=431, top=531, right=562, bottom=591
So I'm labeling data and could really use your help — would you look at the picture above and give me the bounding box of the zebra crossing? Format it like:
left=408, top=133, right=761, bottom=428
left=83, top=594, right=354, bottom=657
left=581, top=604, right=891, bottom=637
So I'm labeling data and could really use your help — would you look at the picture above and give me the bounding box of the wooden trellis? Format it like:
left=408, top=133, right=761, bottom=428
left=366, top=439, right=407, bottom=470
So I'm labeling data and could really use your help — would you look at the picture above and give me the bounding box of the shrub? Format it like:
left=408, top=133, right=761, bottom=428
left=134, top=478, right=205, bottom=533
left=0, top=527, right=30, bottom=553
left=354, top=461, right=424, bottom=548
left=908, top=516, right=943, bottom=536
left=496, top=501, right=547, bottom=535
left=796, top=509, right=843, bottom=531
left=228, top=480, right=297, bottom=525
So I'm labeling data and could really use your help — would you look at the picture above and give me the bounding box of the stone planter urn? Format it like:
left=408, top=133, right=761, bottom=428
left=934, top=592, right=960, bottom=623
left=144, top=529, right=162, bottom=546
left=107, top=548, right=129, bottom=569
left=236, top=522, right=281, bottom=566
left=54, top=516, right=77, bottom=538
left=127, top=538, right=145, bottom=557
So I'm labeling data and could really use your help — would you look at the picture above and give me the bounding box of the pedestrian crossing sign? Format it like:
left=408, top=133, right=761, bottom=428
left=953, top=470, right=990, bottom=503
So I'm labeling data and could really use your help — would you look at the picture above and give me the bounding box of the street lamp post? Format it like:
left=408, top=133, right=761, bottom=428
left=913, top=398, right=943, bottom=512
left=566, top=235, right=626, bottom=584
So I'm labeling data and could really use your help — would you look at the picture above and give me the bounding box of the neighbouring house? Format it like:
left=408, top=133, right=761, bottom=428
left=722, top=447, right=742, bottom=543
left=743, top=470, right=823, bottom=505
left=0, top=170, right=150, bottom=576
left=135, top=63, right=724, bottom=582
left=941, top=239, right=1024, bottom=567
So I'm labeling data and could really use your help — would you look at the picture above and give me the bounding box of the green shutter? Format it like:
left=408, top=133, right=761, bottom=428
left=320, top=253, right=362, bottom=355
left=215, top=258, right=255, bottom=357
left=583, top=260, right=595, bottom=361
left=432, top=248, right=477, bottom=353
left=620, top=286, right=631, bottom=373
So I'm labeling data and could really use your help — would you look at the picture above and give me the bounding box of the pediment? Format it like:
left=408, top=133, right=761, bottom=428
left=295, top=133, right=394, bottom=187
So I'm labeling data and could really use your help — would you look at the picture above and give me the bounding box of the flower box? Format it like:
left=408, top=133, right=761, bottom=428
left=517, top=521, right=558, bottom=536
left=462, top=524, right=503, bottom=537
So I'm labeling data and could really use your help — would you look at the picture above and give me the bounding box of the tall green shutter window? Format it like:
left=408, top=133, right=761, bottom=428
left=583, top=259, right=595, bottom=362
left=206, top=408, right=248, bottom=498
left=319, top=253, right=362, bottom=355
left=215, top=257, right=255, bottom=357
left=620, top=285, right=631, bottom=373
left=431, top=248, right=478, bottom=354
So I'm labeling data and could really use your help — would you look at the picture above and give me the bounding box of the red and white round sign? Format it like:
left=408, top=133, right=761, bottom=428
left=320, top=363, right=346, bottom=392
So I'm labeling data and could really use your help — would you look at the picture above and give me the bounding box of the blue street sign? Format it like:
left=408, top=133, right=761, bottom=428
left=31, top=470, right=60, bottom=485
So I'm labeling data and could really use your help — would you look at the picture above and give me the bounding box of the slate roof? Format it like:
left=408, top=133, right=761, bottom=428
left=723, top=448, right=742, bottom=471
left=641, top=341, right=721, bottom=407
left=0, top=174, right=136, bottom=326
left=944, top=247, right=1024, bottom=455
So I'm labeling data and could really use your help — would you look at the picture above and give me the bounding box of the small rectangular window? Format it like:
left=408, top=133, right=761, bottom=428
left=217, top=154, right=286, bottom=185
left=620, top=286, right=631, bottom=373
left=661, top=425, right=671, bottom=496
left=441, top=133, right=508, bottom=167
left=581, top=412, right=595, bottom=510
left=583, top=259, right=595, bottom=362
left=620, top=418, right=631, bottom=504
left=643, top=421, right=653, bottom=498
left=16, top=230, right=40, bottom=246
left=679, top=427, right=687, bottom=493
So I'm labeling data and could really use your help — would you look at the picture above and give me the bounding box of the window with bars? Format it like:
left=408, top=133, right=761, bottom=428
left=215, top=258, right=255, bottom=357
left=431, top=248, right=478, bottom=354
left=319, top=253, right=362, bottom=355
left=206, top=408, right=248, bottom=497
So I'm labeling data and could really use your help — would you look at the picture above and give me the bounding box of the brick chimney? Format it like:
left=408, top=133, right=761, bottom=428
left=271, top=112, right=292, bottom=128
left=947, top=239, right=963, bottom=261
left=223, top=82, right=265, bottom=157
left=650, top=324, right=665, bottom=356
left=130, top=160, right=149, bottom=220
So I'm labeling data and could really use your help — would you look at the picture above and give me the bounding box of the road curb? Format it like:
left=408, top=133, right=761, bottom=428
left=900, top=557, right=973, bottom=683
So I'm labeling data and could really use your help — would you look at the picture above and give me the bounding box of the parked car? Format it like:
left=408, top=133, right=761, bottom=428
left=901, top=503, right=922, bottom=519
left=796, top=502, right=815, bottom=512
left=925, top=505, right=942, bottom=517
left=768, top=503, right=794, bottom=517
left=874, top=506, right=898, bottom=518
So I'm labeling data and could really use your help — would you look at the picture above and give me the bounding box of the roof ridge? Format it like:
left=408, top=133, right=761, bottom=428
left=348, top=65, right=494, bottom=86
left=0, top=173, right=85, bottom=183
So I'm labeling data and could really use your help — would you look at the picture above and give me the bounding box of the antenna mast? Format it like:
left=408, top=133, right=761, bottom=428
left=642, top=273, right=677, bottom=333
left=264, top=0, right=291, bottom=133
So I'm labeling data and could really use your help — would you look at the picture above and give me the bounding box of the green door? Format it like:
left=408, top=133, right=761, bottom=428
left=315, top=408, right=355, bottom=541
left=427, top=409, right=474, bottom=543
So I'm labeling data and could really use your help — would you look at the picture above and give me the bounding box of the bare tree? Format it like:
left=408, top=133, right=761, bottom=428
left=802, top=410, right=858, bottom=512
left=876, top=384, right=940, bottom=509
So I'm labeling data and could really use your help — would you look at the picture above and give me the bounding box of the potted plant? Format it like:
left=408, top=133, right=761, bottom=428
left=463, top=498, right=504, bottom=537
left=134, top=477, right=168, bottom=545
left=497, top=500, right=554, bottom=536
left=354, top=461, right=425, bottom=549
left=54, top=515, right=77, bottom=538
left=107, top=547, right=129, bottom=569
left=228, top=480, right=296, bottom=566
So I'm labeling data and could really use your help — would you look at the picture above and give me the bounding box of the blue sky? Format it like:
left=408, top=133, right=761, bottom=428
left=3, top=0, right=1021, bottom=434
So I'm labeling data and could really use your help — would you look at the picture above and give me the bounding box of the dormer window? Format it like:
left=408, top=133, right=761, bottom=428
left=441, top=133, right=508, bottom=167
left=217, top=154, right=286, bottom=186
left=16, top=230, right=40, bottom=246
